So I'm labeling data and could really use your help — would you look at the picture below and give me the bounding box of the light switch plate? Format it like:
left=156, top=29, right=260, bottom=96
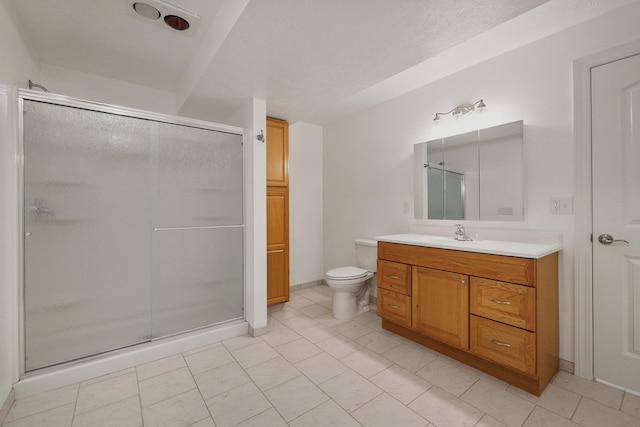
left=550, top=197, right=573, bottom=214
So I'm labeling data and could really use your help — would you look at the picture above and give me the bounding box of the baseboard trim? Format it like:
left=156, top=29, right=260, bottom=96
left=0, top=389, right=15, bottom=425
left=290, top=280, right=324, bottom=291
left=249, top=324, right=269, bottom=337
left=559, top=358, right=574, bottom=374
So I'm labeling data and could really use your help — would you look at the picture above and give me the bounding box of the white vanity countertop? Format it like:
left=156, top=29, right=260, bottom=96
left=376, top=233, right=561, bottom=259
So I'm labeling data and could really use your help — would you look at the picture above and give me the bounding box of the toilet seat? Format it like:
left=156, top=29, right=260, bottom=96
left=326, top=266, right=368, bottom=280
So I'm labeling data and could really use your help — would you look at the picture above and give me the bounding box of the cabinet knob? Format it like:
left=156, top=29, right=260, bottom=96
left=460, top=279, right=466, bottom=285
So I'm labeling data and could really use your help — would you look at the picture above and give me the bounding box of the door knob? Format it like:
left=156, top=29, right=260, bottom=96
left=598, top=234, right=629, bottom=245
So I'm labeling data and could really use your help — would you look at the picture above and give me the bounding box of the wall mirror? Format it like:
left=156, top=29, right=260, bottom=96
left=414, top=120, right=523, bottom=221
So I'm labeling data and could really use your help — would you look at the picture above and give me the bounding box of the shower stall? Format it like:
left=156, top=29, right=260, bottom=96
left=20, top=91, right=245, bottom=372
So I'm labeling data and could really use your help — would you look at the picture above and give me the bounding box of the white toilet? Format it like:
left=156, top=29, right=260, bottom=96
left=325, top=238, right=378, bottom=319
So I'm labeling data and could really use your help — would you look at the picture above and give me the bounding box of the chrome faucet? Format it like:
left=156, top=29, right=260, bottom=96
left=454, top=224, right=473, bottom=241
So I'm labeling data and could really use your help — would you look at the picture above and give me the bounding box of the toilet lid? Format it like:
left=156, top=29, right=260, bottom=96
left=326, top=266, right=369, bottom=280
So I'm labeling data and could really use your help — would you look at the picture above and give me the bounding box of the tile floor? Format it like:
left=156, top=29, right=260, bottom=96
left=3, top=284, right=640, bottom=427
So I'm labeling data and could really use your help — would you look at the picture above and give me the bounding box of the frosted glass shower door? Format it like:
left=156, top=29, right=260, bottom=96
left=23, top=100, right=154, bottom=371
left=152, top=124, right=244, bottom=337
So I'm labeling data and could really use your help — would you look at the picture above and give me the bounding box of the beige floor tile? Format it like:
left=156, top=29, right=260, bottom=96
left=269, top=306, right=301, bottom=321
left=2, top=402, right=74, bottom=427
left=314, top=313, right=351, bottom=328
left=138, top=366, right=196, bottom=407
left=334, top=320, right=375, bottom=340
left=260, top=326, right=302, bottom=347
left=381, top=343, right=438, bottom=373
left=230, top=340, right=280, bottom=369
left=287, top=294, right=316, bottom=308
left=245, top=356, right=301, bottom=391
left=353, top=310, right=381, bottom=325
left=461, top=381, right=535, bottom=427
left=416, top=358, right=478, bottom=396
left=408, top=387, right=484, bottom=427
left=621, top=392, right=640, bottom=418
left=572, top=397, right=640, bottom=427
left=296, top=324, right=338, bottom=343
left=235, top=408, right=288, bottom=427
left=73, top=395, right=142, bottom=427
left=221, top=334, right=263, bottom=352
left=370, top=364, right=432, bottom=405
left=141, top=389, right=209, bottom=427
left=552, top=371, right=624, bottom=409
left=522, top=406, right=580, bottom=427
left=476, top=414, right=509, bottom=427
left=75, top=371, right=139, bottom=415
left=316, top=335, right=363, bottom=359
left=279, top=314, right=318, bottom=331
left=264, top=375, right=329, bottom=421
left=352, top=393, right=428, bottom=427
left=340, top=347, right=393, bottom=378
left=320, top=370, right=383, bottom=413
left=182, top=342, right=222, bottom=357
left=184, top=344, right=234, bottom=375
left=4, top=383, right=78, bottom=423
left=295, top=352, right=349, bottom=385
left=288, top=400, right=361, bottom=427
left=275, top=338, right=323, bottom=364
left=136, top=354, right=186, bottom=381
left=81, top=368, right=136, bottom=387
left=355, top=331, right=403, bottom=354
left=458, top=363, right=510, bottom=390
left=189, top=418, right=215, bottom=427
left=507, top=383, right=581, bottom=419
left=193, top=361, right=251, bottom=399
left=297, top=303, right=331, bottom=319
left=205, top=382, right=272, bottom=427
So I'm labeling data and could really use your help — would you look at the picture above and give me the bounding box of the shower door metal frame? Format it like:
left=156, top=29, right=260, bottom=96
left=17, top=89, right=246, bottom=375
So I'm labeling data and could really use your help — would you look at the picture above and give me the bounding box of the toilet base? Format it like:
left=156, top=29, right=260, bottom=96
left=332, top=291, right=358, bottom=320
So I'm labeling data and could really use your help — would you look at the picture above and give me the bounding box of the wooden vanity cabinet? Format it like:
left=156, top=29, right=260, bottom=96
left=377, top=241, right=558, bottom=396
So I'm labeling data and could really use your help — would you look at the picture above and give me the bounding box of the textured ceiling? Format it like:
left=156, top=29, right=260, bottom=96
left=6, top=0, right=627, bottom=124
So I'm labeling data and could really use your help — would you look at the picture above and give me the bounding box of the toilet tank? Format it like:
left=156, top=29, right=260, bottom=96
left=355, top=238, right=378, bottom=272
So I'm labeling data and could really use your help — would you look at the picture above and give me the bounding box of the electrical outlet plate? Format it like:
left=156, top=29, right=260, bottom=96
left=550, top=197, right=573, bottom=214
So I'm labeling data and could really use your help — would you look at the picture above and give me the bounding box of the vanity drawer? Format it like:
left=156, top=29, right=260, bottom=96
left=470, top=278, right=536, bottom=331
left=470, top=315, right=536, bottom=376
left=378, top=260, right=411, bottom=295
left=378, top=289, right=411, bottom=328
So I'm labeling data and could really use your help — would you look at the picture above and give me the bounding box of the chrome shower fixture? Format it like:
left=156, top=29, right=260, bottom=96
left=127, top=0, right=199, bottom=34
left=433, top=99, right=486, bottom=122
left=28, top=80, right=49, bottom=93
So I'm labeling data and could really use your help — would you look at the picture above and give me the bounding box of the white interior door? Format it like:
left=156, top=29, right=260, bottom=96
left=592, top=53, right=640, bottom=393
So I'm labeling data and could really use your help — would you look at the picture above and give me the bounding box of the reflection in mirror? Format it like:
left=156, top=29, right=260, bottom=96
left=414, top=121, right=523, bottom=221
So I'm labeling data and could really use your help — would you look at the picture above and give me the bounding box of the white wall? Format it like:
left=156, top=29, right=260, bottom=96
left=323, top=2, right=640, bottom=363
left=40, top=64, right=177, bottom=114
left=226, top=100, right=268, bottom=332
left=0, top=1, right=39, bottom=410
left=289, top=122, right=324, bottom=286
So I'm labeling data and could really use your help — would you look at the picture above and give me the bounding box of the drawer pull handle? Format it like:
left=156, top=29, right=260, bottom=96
left=388, top=275, right=400, bottom=279
left=387, top=304, right=399, bottom=309
left=490, top=339, right=511, bottom=348
left=488, top=298, right=511, bottom=305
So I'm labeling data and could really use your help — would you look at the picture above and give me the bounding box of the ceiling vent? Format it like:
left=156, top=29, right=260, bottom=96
left=125, top=0, right=200, bottom=34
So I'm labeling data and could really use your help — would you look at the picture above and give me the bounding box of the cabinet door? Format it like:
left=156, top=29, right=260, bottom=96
left=266, top=118, right=289, bottom=187
left=412, top=266, right=469, bottom=349
left=267, top=187, right=289, bottom=304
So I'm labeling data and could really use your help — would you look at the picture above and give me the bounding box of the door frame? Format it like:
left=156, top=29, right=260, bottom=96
left=573, top=40, right=640, bottom=381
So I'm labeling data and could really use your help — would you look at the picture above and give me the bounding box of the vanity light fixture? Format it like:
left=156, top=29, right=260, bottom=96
left=433, top=99, right=486, bottom=122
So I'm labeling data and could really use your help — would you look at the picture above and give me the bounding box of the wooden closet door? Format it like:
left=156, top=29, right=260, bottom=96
left=267, top=186, right=289, bottom=304
left=266, top=118, right=288, bottom=187
left=266, top=117, right=289, bottom=305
